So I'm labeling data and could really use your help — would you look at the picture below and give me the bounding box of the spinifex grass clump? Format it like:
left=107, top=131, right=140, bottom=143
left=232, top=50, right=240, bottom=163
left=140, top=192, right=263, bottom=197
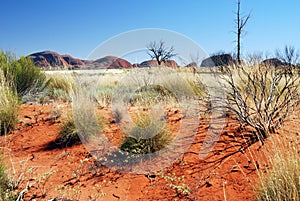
left=120, top=113, right=172, bottom=155
left=129, top=84, right=175, bottom=106
left=46, top=73, right=75, bottom=101
left=57, top=112, right=106, bottom=147
left=0, top=70, right=19, bottom=135
left=57, top=115, right=81, bottom=147
left=97, top=112, right=172, bottom=168
left=255, top=137, right=300, bottom=201
left=0, top=154, right=16, bottom=200
left=0, top=155, right=9, bottom=198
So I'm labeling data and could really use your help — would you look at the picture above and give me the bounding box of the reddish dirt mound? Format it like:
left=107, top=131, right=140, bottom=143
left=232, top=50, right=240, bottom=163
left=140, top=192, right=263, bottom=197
left=0, top=103, right=275, bottom=200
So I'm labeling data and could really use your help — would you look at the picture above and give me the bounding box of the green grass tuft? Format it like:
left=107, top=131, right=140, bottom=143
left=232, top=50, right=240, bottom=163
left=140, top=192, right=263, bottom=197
left=255, top=138, right=300, bottom=201
left=57, top=116, right=81, bottom=147
left=120, top=113, right=172, bottom=155
left=0, top=70, right=19, bottom=135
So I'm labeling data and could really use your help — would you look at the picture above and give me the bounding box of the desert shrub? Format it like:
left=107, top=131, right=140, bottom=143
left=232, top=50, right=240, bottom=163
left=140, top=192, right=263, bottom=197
left=0, top=70, right=19, bottom=135
left=255, top=138, right=300, bottom=201
left=216, top=64, right=300, bottom=143
left=0, top=51, right=47, bottom=96
left=120, top=113, right=172, bottom=154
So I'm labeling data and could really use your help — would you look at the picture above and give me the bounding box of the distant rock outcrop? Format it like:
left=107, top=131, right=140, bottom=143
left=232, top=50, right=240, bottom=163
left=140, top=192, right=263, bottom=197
left=92, top=56, right=118, bottom=68
left=139, top=60, right=179, bottom=67
left=186, top=62, right=198, bottom=67
left=62, top=54, right=84, bottom=67
left=132, top=63, right=140, bottom=67
left=201, top=54, right=234, bottom=67
left=93, top=56, right=132, bottom=69
left=108, top=58, right=132, bottom=69
left=29, top=51, right=69, bottom=68
left=261, top=58, right=290, bottom=67
left=139, top=60, right=158, bottom=67
left=164, top=60, right=179, bottom=68
left=27, top=51, right=133, bottom=69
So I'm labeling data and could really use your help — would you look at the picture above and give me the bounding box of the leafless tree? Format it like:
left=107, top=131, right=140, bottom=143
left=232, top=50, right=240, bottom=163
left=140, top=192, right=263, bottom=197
left=147, top=40, right=177, bottom=66
left=235, top=0, right=251, bottom=64
left=275, top=45, right=300, bottom=66
left=245, top=52, right=264, bottom=66
left=214, top=65, right=300, bottom=144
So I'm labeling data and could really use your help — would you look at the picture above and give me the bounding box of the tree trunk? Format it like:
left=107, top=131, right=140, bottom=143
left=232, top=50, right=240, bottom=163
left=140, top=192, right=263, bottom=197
left=237, top=0, right=241, bottom=64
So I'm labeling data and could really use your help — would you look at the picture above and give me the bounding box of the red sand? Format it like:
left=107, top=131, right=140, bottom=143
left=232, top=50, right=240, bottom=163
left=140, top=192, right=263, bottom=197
left=1, top=103, right=295, bottom=200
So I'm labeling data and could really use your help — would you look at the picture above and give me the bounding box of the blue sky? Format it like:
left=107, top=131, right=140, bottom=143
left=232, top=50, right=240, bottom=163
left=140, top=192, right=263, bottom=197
left=1, top=0, right=299, bottom=62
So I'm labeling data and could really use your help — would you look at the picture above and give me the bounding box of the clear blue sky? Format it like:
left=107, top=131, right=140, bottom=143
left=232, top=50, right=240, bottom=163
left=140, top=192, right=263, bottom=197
left=1, top=0, right=299, bottom=61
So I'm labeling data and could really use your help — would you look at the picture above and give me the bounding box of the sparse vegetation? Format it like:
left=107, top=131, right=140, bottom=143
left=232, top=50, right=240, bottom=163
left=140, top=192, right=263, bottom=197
left=275, top=45, right=299, bottom=66
left=2, top=0, right=300, bottom=199
left=215, top=64, right=300, bottom=143
left=158, top=171, right=191, bottom=197
left=120, top=112, right=172, bottom=155
left=46, top=73, right=75, bottom=101
left=57, top=115, right=81, bottom=147
left=0, top=48, right=299, bottom=201
left=0, top=70, right=19, bottom=135
left=0, top=155, right=9, bottom=199
left=0, top=51, right=47, bottom=97
left=255, top=137, right=300, bottom=201
left=0, top=155, right=16, bottom=201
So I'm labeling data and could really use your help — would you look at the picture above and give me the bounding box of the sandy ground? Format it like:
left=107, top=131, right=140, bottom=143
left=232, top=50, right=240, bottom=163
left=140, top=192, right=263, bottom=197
left=1, top=102, right=296, bottom=201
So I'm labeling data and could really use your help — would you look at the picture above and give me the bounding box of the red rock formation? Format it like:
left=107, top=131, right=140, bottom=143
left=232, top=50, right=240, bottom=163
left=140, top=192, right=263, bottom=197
left=29, top=51, right=69, bottom=68
left=62, top=54, right=85, bottom=66
left=201, top=54, right=235, bottom=67
left=28, top=51, right=133, bottom=69
left=139, top=60, right=179, bottom=67
left=108, top=58, right=132, bottom=69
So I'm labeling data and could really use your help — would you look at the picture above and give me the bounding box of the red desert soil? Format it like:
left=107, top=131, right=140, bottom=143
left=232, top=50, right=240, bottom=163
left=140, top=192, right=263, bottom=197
left=1, top=102, right=295, bottom=201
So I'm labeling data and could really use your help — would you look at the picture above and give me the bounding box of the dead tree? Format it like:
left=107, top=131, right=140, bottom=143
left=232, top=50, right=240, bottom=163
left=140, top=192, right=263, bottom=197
left=147, top=40, right=177, bottom=66
left=275, top=45, right=300, bottom=66
left=235, top=0, right=251, bottom=64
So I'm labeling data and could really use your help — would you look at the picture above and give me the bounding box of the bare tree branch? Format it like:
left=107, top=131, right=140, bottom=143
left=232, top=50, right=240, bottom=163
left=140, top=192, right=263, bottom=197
left=212, top=64, right=300, bottom=144
left=235, top=0, right=251, bottom=64
left=147, top=40, right=177, bottom=66
left=275, top=45, right=300, bottom=66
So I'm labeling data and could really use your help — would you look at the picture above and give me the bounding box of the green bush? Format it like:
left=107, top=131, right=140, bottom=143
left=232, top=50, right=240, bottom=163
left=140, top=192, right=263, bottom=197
left=120, top=113, right=172, bottom=154
left=57, top=116, right=81, bottom=147
left=0, top=51, right=47, bottom=96
left=0, top=70, right=19, bottom=135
